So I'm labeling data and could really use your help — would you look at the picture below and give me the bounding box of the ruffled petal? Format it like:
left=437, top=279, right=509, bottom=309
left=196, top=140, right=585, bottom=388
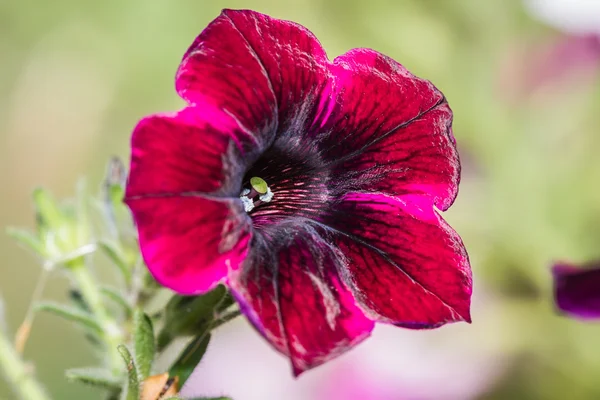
left=126, top=195, right=251, bottom=295
left=176, top=9, right=330, bottom=140
left=322, top=49, right=459, bottom=210
left=324, top=193, right=471, bottom=327
left=553, top=262, right=600, bottom=319
left=229, top=225, right=374, bottom=375
left=126, top=107, right=259, bottom=199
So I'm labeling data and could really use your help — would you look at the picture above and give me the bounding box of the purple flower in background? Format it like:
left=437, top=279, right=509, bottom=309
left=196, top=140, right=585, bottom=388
left=125, top=9, right=472, bottom=375
left=553, top=262, right=600, bottom=319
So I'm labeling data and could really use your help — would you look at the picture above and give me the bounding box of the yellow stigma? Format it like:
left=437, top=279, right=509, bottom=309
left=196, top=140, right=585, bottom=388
left=250, top=176, right=268, bottom=194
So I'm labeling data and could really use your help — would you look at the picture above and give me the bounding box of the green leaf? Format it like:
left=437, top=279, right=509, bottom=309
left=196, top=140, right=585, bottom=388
left=168, top=333, right=211, bottom=388
left=6, top=227, right=45, bottom=257
left=65, top=367, right=121, bottom=390
left=118, top=345, right=139, bottom=400
left=158, top=285, right=232, bottom=350
left=101, top=286, right=133, bottom=318
left=98, top=240, right=131, bottom=283
left=32, top=188, right=63, bottom=230
left=133, top=309, right=155, bottom=380
left=35, top=302, right=102, bottom=336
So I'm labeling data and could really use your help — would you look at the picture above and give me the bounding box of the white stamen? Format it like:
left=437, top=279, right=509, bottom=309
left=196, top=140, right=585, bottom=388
left=240, top=188, right=250, bottom=196
left=240, top=196, right=254, bottom=212
left=259, top=187, right=274, bottom=203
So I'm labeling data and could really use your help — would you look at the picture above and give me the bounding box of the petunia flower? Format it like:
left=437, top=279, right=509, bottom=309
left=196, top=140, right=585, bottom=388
left=124, top=9, right=472, bottom=375
left=553, top=261, right=600, bottom=319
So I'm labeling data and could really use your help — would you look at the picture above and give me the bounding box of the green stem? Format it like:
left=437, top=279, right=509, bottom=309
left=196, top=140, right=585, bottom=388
left=68, top=259, right=123, bottom=375
left=0, top=327, right=50, bottom=400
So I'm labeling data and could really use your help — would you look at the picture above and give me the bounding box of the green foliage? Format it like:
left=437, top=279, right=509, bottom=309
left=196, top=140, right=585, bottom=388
left=6, top=228, right=45, bottom=258
left=35, top=302, right=103, bottom=337
left=65, top=368, right=121, bottom=390
left=97, top=240, right=132, bottom=284
left=158, top=285, right=233, bottom=351
left=132, top=309, right=155, bottom=380
left=100, top=286, right=133, bottom=318
left=168, top=333, right=212, bottom=388
left=117, top=346, right=139, bottom=400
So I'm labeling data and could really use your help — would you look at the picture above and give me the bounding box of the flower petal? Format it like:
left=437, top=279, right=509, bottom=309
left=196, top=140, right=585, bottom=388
left=126, top=107, right=259, bottom=199
left=553, top=262, right=600, bottom=319
left=324, top=193, right=472, bottom=327
left=176, top=9, right=330, bottom=139
left=323, top=49, right=459, bottom=210
left=126, top=195, right=251, bottom=295
left=229, top=225, right=374, bottom=375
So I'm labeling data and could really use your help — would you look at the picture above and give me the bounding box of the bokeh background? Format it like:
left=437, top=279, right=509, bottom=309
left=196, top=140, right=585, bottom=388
left=1, top=0, right=600, bottom=399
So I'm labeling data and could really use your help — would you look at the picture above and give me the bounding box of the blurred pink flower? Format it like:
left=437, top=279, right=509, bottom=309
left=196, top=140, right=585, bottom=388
left=499, top=34, right=600, bottom=99
left=526, top=34, right=600, bottom=92
left=553, top=261, right=600, bottom=319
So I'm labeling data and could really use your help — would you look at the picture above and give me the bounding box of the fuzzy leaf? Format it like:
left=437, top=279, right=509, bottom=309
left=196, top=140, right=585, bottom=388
left=32, top=188, right=63, bottom=229
left=158, top=285, right=231, bottom=350
left=6, top=228, right=45, bottom=257
left=101, top=286, right=133, bottom=318
left=133, top=309, right=155, bottom=380
left=169, top=333, right=211, bottom=388
left=65, top=367, right=121, bottom=390
left=118, top=345, right=139, bottom=400
left=35, top=302, right=102, bottom=336
left=98, top=240, right=131, bottom=283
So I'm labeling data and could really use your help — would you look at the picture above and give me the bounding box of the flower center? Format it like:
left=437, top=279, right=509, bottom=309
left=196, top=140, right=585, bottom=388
left=239, top=176, right=274, bottom=213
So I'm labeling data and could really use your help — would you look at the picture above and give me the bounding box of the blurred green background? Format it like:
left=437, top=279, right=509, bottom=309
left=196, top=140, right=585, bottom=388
left=1, top=0, right=600, bottom=399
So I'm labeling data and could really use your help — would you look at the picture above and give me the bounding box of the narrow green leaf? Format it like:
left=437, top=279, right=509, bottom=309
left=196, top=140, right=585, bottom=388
left=169, top=333, right=211, bottom=388
left=65, top=291, right=103, bottom=348
left=32, top=188, right=63, bottom=229
left=133, top=309, right=155, bottom=380
left=98, top=240, right=131, bottom=283
left=66, top=367, right=121, bottom=390
left=158, top=285, right=232, bottom=350
left=101, top=286, right=133, bottom=318
left=117, top=345, right=139, bottom=400
left=6, top=228, right=45, bottom=257
left=35, top=302, right=102, bottom=336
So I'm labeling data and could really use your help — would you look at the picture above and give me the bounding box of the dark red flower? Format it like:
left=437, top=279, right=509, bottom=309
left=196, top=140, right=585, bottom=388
left=553, top=262, right=600, bottom=319
left=125, top=9, right=472, bottom=375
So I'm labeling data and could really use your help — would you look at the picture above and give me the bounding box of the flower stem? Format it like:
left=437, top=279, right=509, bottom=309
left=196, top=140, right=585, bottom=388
left=15, top=266, right=51, bottom=354
left=67, top=258, right=123, bottom=375
left=0, top=326, right=50, bottom=400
